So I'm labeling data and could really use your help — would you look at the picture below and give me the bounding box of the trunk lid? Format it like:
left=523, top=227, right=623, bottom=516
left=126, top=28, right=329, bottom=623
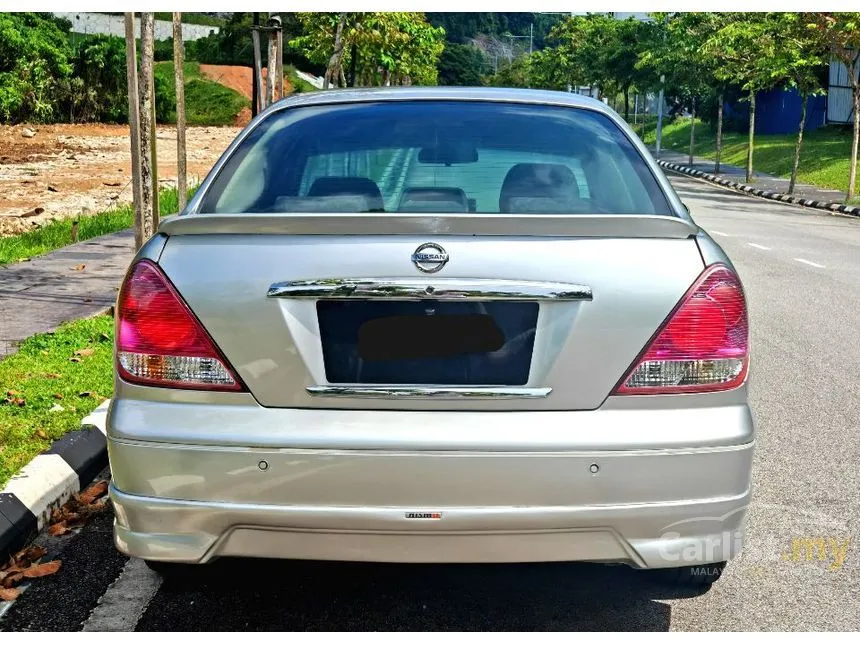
left=156, top=214, right=703, bottom=411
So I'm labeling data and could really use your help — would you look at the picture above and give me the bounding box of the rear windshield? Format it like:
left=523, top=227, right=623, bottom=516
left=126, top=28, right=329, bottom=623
left=199, top=100, right=672, bottom=216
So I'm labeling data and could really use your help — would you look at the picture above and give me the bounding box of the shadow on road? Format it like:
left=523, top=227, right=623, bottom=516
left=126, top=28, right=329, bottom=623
left=137, top=558, right=710, bottom=631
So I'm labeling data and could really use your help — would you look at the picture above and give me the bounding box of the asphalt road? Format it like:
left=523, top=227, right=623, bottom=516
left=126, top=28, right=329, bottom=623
left=2, top=173, right=858, bottom=631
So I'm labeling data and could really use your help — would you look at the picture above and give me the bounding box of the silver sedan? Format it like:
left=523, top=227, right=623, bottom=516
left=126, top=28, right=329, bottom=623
left=107, top=87, right=753, bottom=589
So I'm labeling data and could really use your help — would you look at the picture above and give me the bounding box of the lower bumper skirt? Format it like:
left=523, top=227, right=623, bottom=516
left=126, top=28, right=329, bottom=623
left=110, top=484, right=750, bottom=568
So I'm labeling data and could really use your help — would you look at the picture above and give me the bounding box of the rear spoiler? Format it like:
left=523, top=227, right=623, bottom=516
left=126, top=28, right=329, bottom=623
left=159, top=213, right=699, bottom=239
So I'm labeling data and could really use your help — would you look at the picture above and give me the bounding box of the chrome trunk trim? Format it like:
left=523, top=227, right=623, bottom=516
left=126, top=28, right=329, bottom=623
left=306, top=386, right=552, bottom=399
left=268, top=278, right=592, bottom=301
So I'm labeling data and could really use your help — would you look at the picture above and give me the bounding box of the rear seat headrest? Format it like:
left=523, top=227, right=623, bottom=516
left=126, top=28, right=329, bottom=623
left=499, top=163, right=580, bottom=212
left=399, top=187, right=470, bottom=212
left=308, top=177, right=384, bottom=211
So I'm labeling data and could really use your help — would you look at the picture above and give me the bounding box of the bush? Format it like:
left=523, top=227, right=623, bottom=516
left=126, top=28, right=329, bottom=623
left=0, top=13, right=73, bottom=122
left=64, top=35, right=128, bottom=123
left=154, top=38, right=174, bottom=62
left=154, top=71, right=176, bottom=123
left=0, top=15, right=138, bottom=124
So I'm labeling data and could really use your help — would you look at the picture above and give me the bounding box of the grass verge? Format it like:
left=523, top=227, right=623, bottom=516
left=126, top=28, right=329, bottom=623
left=286, top=65, right=318, bottom=94
left=0, top=185, right=195, bottom=266
left=638, top=117, right=856, bottom=197
left=154, top=61, right=249, bottom=126
left=0, top=315, right=114, bottom=488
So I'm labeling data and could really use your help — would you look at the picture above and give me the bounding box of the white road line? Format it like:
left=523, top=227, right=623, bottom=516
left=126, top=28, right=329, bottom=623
left=794, top=258, right=826, bottom=269
left=710, top=230, right=730, bottom=237
left=747, top=243, right=771, bottom=251
left=82, top=558, right=162, bottom=632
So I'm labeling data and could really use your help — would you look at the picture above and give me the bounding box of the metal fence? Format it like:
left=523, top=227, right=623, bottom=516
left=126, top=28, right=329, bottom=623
left=827, top=55, right=859, bottom=125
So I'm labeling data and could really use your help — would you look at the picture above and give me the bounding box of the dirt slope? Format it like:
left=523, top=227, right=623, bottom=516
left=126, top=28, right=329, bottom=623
left=198, top=64, right=293, bottom=126
left=198, top=64, right=262, bottom=100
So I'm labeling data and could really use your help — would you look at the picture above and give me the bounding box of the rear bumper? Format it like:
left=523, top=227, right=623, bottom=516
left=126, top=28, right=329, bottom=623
left=108, top=435, right=753, bottom=568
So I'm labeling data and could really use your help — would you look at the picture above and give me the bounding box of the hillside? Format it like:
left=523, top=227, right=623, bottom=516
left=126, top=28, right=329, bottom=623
left=426, top=12, right=564, bottom=48
left=153, top=61, right=249, bottom=126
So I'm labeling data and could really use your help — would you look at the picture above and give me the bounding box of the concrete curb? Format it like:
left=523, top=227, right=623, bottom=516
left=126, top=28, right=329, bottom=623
left=656, top=160, right=860, bottom=218
left=0, top=400, right=109, bottom=562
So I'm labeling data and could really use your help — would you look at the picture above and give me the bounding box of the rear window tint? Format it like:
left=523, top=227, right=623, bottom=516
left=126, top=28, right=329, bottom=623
left=199, top=100, right=672, bottom=216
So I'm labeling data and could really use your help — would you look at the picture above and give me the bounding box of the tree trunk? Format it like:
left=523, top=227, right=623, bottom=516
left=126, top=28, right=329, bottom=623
left=251, top=13, right=259, bottom=116
left=138, top=13, right=156, bottom=242
left=623, top=86, right=630, bottom=122
left=173, top=13, right=187, bottom=211
left=715, top=94, right=723, bottom=174
left=276, top=25, right=283, bottom=100
left=789, top=92, right=808, bottom=195
left=124, top=13, right=145, bottom=251
left=251, top=24, right=263, bottom=111
left=689, top=97, right=696, bottom=166
left=324, top=13, right=347, bottom=90
left=849, top=81, right=860, bottom=201
left=148, top=38, right=159, bottom=233
left=267, top=26, right=277, bottom=106
left=349, top=43, right=357, bottom=87
left=746, top=90, right=756, bottom=184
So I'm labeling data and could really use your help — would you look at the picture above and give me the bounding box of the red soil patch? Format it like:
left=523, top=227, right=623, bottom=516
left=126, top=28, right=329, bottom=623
left=198, top=64, right=260, bottom=101
left=198, top=64, right=292, bottom=126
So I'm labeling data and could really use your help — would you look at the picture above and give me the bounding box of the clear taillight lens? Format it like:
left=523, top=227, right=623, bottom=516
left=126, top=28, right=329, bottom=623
left=614, top=264, right=748, bottom=395
left=116, top=260, right=245, bottom=391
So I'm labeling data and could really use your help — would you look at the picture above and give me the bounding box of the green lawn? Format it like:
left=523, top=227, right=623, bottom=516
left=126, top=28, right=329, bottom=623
left=0, top=186, right=195, bottom=266
left=0, top=315, right=114, bottom=488
left=154, top=61, right=249, bottom=126
left=638, top=117, right=857, bottom=196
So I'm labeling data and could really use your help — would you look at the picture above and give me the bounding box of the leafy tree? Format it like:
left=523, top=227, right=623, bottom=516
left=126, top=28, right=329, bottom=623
left=766, top=13, right=829, bottom=194
left=528, top=14, right=653, bottom=119
left=705, top=13, right=783, bottom=182
left=604, top=18, right=652, bottom=121
left=291, top=13, right=445, bottom=87
left=324, top=13, right=347, bottom=88
left=183, top=12, right=255, bottom=66
left=484, top=55, right=531, bottom=89
left=640, top=13, right=729, bottom=167
left=438, top=43, right=487, bottom=86
left=551, top=14, right=618, bottom=99
left=807, top=12, right=860, bottom=200
left=178, top=13, right=322, bottom=75
left=527, top=46, right=575, bottom=91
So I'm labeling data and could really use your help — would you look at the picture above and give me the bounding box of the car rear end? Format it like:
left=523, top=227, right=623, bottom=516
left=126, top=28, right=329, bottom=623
left=107, top=89, right=753, bottom=578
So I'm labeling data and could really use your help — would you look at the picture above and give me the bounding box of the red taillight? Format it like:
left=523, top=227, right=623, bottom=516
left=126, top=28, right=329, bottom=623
left=116, top=260, right=244, bottom=391
left=614, top=264, right=748, bottom=395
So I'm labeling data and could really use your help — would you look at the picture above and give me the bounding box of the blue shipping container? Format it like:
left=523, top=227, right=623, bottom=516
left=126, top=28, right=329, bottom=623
left=726, top=87, right=827, bottom=135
